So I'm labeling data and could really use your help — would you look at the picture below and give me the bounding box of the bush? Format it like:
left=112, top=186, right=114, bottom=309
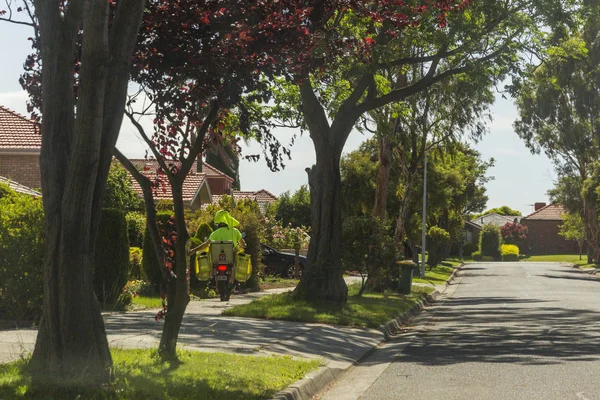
left=233, top=203, right=265, bottom=291
left=427, top=226, right=450, bottom=268
left=500, top=222, right=528, bottom=247
left=125, top=212, right=146, bottom=248
left=501, top=244, right=519, bottom=261
left=482, top=255, right=495, bottom=262
left=341, top=216, right=397, bottom=295
left=94, top=208, right=130, bottom=305
left=479, top=224, right=502, bottom=260
left=0, top=187, right=44, bottom=322
left=472, top=251, right=482, bottom=261
left=142, top=212, right=174, bottom=289
left=129, top=247, right=143, bottom=279
left=463, top=242, right=478, bottom=257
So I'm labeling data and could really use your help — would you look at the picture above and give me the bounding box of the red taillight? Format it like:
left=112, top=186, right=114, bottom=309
left=217, top=265, right=228, bottom=272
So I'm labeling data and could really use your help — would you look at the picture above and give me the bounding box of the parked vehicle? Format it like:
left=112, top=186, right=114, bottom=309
left=260, top=244, right=306, bottom=279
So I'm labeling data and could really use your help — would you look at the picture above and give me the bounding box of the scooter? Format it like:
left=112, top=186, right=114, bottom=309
left=210, top=241, right=235, bottom=302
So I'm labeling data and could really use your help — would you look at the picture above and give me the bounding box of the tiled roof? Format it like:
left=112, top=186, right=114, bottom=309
left=128, top=159, right=233, bottom=181
left=234, top=189, right=278, bottom=203
left=0, top=105, right=41, bottom=150
left=470, top=213, right=517, bottom=227
left=522, top=204, right=565, bottom=221
left=129, top=171, right=207, bottom=202
left=0, top=176, right=41, bottom=197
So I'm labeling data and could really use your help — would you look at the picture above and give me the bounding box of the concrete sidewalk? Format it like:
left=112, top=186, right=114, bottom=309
left=0, top=276, right=451, bottom=399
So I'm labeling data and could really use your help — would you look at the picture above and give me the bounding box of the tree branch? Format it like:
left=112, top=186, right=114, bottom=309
left=180, top=100, right=220, bottom=176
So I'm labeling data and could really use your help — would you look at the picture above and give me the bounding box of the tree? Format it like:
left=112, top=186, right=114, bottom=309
left=114, top=0, right=323, bottom=359
left=262, top=0, right=567, bottom=303
left=514, top=4, right=600, bottom=261
left=1, top=0, right=146, bottom=381
left=479, top=224, right=502, bottom=260
left=103, top=163, right=143, bottom=211
left=500, top=221, right=528, bottom=247
left=477, top=206, right=522, bottom=217
left=274, top=185, right=312, bottom=228
left=559, top=212, right=585, bottom=259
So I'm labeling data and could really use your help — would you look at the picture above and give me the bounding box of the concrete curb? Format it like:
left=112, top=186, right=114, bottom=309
left=271, top=262, right=464, bottom=400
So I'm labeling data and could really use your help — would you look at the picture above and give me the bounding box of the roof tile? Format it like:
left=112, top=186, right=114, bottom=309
left=522, top=204, right=565, bottom=221
left=0, top=105, right=41, bottom=150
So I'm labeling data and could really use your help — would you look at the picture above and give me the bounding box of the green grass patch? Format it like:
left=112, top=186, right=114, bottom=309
left=521, top=254, right=597, bottom=268
left=0, top=348, right=320, bottom=400
left=412, top=264, right=457, bottom=285
left=223, top=283, right=433, bottom=329
left=130, top=295, right=164, bottom=309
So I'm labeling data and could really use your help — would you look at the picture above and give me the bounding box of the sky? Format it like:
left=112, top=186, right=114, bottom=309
left=0, top=20, right=556, bottom=217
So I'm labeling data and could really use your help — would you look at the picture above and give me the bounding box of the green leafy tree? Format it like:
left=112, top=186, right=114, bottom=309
left=103, top=164, right=143, bottom=211
left=427, top=226, right=451, bottom=268
left=559, top=212, right=585, bottom=259
left=274, top=185, right=311, bottom=228
left=515, top=5, right=600, bottom=261
left=477, top=206, right=522, bottom=217
left=479, top=224, right=503, bottom=260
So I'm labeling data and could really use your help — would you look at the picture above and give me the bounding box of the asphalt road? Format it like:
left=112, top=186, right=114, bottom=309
left=322, top=262, right=600, bottom=400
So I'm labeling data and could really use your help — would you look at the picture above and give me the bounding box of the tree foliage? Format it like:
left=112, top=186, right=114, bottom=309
left=274, top=185, right=311, bottom=228
left=479, top=224, right=502, bottom=260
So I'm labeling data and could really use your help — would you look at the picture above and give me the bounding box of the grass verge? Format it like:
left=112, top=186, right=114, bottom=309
left=521, top=254, right=597, bottom=269
left=260, top=276, right=299, bottom=290
left=223, top=283, right=434, bottom=329
left=411, top=259, right=461, bottom=285
left=0, top=348, right=320, bottom=400
left=130, top=295, right=164, bottom=310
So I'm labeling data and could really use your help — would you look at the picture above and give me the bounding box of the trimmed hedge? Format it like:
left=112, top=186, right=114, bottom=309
left=0, top=186, right=44, bottom=322
left=501, top=244, right=519, bottom=261
left=94, top=208, right=130, bottom=305
left=129, top=247, right=143, bottom=279
left=195, top=222, right=213, bottom=241
left=472, top=251, right=482, bottom=261
left=142, top=212, right=173, bottom=289
left=479, top=224, right=502, bottom=260
left=126, top=212, right=146, bottom=248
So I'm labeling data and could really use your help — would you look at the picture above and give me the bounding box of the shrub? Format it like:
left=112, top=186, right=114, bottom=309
left=0, top=187, right=44, bottom=322
left=472, top=251, right=482, bottom=261
left=482, top=255, right=495, bottom=262
left=341, top=216, right=397, bottom=295
left=94, top=208, right=130, bottom=305
left=427, top=226, right=450, bottom=268
left=500, top=222, right=528, bottom=247
left=103, top=163, right=143, bottom=211
left=501, top=244, right=519, bottom=261
left=479, top=224, right=502, bottom=260
left=125, top=212, right=146, bottom=248
left=233, top=205, right=265, bottom=291
left=463, top=242, right=478, bottom=257
left=129, top=247, right=143, bottom=279
left=142, top=212, right=174, bottom=289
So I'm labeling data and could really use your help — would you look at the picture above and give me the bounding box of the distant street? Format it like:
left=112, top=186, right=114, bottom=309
left=322, top=262, right=600, bottom=400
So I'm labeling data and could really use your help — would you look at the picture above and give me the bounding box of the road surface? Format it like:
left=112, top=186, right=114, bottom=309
left=321, top=262, right=600, bottom=400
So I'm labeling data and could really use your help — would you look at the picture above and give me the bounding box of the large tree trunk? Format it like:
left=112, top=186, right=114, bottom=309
left=294, top=141, right=347, bottom=303
left=31, top=0, right=146, bottom=382
left=583, top=193, right=600, bottom=263
left=373, top=135, right=393, bottom=218
left=394, top=174, right=417, bottom=246
left=159, top=181, right=191, bottom=359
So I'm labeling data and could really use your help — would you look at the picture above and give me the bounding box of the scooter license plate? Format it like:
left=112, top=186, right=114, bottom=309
left=215, top=275, right=228, bottom=281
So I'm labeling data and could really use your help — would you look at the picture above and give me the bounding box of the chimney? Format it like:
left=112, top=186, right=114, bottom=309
left=534, top=202, right=547, bottom=211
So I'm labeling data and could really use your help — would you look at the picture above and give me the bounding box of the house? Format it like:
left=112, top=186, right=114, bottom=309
left=209, top=189, right=278, bottom=213
left=463, top=213, right=521, bottom=244
left=520, top=203, right=579, bottom=255
left=125, top=159, right=278, bottom=211
left=0, top=105, right=41, bottom=189
left=0, top=104, right=277, bottom=210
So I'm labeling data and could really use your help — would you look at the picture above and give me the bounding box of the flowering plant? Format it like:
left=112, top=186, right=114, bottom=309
left=262, top=218, right=310, bottom=250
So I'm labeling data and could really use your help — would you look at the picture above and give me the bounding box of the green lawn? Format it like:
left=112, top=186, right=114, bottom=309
left=130, top=295, right=164, bottom=309
left=521, top=254, right=597, bottom=268
left=0, top=348, right=320, bottom=400
left=412, top=264, right=457, bottom=285
left=222, top=283, right=434, bottom=329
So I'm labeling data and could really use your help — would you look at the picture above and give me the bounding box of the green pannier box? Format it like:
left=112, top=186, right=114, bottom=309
left=195, top=252, right=211, bottom=281
left=235, top=253, right=252, bottom=282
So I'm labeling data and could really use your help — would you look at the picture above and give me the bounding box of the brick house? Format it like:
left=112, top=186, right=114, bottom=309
left=520, top=203, right=579, bottom=255
left=0, top=104, right=277, bottom=210
left=0, top=105, right=41, bottom=189
left=126, top=159, right=278, bottom=211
